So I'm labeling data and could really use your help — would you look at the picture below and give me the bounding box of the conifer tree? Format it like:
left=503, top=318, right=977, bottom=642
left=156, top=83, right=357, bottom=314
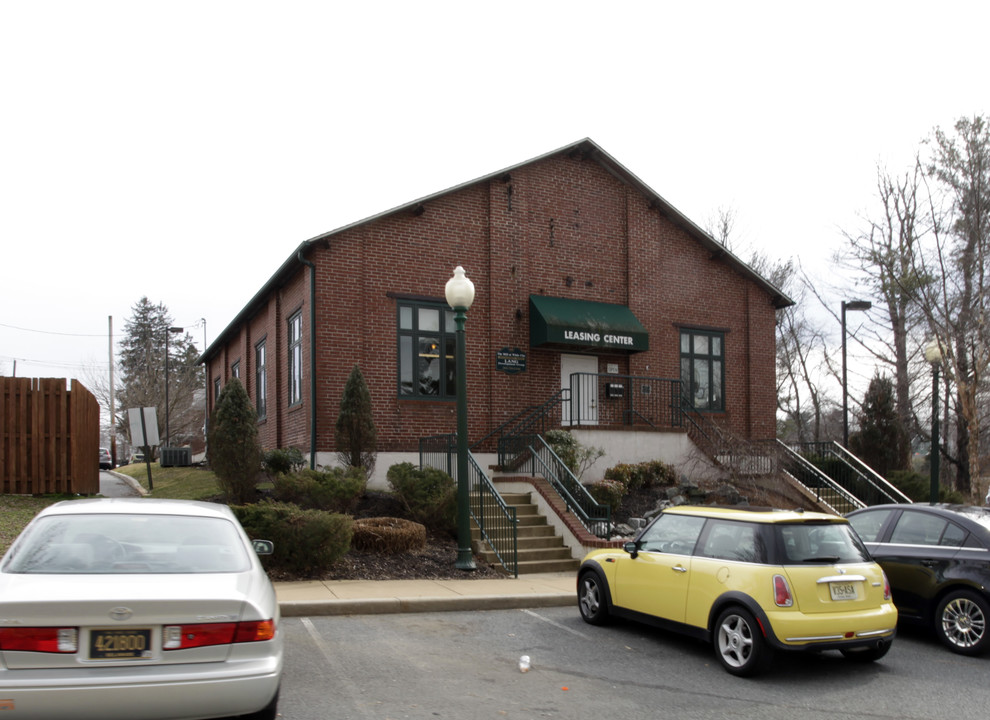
left=849, top=373, right=910, bottom=477
left=207, top=378, right=261, bottom=504
left=335, top=365, right=377, bottom=474
left=117, top=297, right=202, bottom=450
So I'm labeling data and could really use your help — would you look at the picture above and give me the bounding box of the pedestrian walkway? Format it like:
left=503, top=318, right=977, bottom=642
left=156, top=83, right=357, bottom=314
left=275, top=572, right=575, bottom=616
left=99, top=470, right=145, bottom=497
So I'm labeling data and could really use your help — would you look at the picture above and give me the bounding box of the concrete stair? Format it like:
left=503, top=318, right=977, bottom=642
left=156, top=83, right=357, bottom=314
left=472, top=491, right=579, bottom=574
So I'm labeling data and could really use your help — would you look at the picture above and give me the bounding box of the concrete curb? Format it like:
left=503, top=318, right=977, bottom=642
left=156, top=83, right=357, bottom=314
left=279, top=592, right=574, bottom=617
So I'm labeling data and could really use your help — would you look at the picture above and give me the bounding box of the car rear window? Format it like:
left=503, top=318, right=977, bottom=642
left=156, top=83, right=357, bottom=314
left=2, top=514, right=251, bottom=574
left=777, top=522, right=870, bottom=564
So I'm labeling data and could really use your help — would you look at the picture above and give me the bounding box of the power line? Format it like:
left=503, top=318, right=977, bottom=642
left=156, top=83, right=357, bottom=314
left=0, top=355, right=109, bottom=371
left=0, top=321, right=107, bottom=337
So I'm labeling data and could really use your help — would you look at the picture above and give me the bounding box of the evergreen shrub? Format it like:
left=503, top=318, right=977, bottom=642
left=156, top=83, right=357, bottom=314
left=386, top=462, right=457, bottom=534
left=232, top=501, right=353, bottom=577
left=588, top=477, right=628, bottom=513
left=604, top=459, right=676, bottom=490
left=272, top=466, right=367, bottom=513
left=262, top=447, right=306, bottom=477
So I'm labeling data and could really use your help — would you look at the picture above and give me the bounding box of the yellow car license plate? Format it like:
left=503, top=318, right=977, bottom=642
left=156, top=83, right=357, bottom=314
left=90, top=629, right=152, bottom=659
left=829, top=582, right=857, bottom=601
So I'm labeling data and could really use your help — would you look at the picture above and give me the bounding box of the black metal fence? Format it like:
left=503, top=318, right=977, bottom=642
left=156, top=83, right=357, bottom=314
left=568, top=373, right=684, bottom=429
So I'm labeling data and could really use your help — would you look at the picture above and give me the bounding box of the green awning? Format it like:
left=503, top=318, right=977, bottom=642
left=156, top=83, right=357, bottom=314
left=529, top=295, right=649, bottom=352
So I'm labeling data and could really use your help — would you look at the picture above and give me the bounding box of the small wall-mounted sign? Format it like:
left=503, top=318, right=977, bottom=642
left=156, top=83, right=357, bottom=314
left=606, top=363, right=619, bottom=374
left=496, top=347, right=527, bottom=374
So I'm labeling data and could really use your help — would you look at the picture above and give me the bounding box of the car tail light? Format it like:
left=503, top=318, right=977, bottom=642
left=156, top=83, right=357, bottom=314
left=234, top=620, right=276, bottom=643
left=882, top=571, right=892, bottom=601
left=0, top=627, right=78, bottom=653
left=773, top=574, right=793, bottom=607
left=163, top=620, right=275, bottom=650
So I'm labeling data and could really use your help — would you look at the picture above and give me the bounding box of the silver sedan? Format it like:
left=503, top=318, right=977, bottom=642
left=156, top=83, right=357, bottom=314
left=0, top=498, right=282, bottom=720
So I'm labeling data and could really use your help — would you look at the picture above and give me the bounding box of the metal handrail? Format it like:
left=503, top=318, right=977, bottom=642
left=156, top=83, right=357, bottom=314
left=467, top=452, right=518, bottom=577
left=496, top=390, right=568, bottom=467
left=774, top=439, right=864, bottom=514
left=419, top=434, right=518, bottom=577
left=794, top=441, right=913, bottom=506
left=568, top=373, right=684, bottom=429
left=471, top=402, right=543, bottom=454
left=525, top=435, right=611, bottom=538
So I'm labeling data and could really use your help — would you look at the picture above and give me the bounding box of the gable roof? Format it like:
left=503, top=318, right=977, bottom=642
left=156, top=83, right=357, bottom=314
left=200, top=138, right=793, bottom=363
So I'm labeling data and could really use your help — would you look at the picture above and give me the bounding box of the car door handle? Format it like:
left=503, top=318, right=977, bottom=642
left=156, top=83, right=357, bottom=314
left=672, top=565, right=687, bottom=573
left=921, top=559, right=939, bottom=567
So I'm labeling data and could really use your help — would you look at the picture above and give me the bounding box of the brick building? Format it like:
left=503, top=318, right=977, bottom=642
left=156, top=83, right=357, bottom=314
left=200, top=139, right=791, bottom=487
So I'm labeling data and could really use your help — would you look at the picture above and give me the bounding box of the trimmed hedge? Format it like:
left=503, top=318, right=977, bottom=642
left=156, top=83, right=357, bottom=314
left=351, top=517, right=427, bottom=554
left=232, top=501, right=353, bottom=577
left=272, top=466, right=367, bottom=513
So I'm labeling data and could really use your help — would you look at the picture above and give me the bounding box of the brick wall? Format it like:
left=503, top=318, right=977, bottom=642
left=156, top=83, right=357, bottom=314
left=207, top=149, right=780, bottom=454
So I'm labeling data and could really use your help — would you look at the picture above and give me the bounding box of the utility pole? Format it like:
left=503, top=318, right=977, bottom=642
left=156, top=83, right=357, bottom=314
left=109, top=315, right=116, bottom=467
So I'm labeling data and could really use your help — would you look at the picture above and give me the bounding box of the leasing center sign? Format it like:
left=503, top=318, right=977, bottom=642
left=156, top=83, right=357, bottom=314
left=529, top=295, right=649, bottom=352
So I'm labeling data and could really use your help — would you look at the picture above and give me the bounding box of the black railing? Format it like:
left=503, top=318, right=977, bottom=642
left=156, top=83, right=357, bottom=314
left=419, top=434, right=518, bottom=577
left=681, top=403, right=778, bottom=476
left=568, top=373, right=684, bottom=429
left=516, top=434, right=611, bottom=538
left=495, top=390, right=568, bottom=468
left=772, top=439, right=864, bottom=514
left=792, top=441, right=912, bottom=506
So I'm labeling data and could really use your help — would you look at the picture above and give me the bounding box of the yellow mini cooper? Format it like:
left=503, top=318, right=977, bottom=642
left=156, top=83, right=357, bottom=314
left=577, top=506, right=897, bottom=676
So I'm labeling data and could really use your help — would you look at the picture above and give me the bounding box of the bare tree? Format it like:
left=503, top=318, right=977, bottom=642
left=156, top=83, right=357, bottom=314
left=837, top=163, right=929, bottom=443
left=705, top=207, right=833, bottom=442
left=914, top=116, right=990, bottom=498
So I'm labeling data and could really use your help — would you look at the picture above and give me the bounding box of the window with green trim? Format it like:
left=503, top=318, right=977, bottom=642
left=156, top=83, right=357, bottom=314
left=680, top=329, right=724, bottom=411
left=255, top=339, right=267, bottom=420
left=288, top=311, right=302, bottom=406
left=397, top=301, right=457, bottom=399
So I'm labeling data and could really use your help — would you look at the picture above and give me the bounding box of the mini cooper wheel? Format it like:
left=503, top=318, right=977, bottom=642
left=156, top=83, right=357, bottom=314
left=935, top=590, right=990, bottom=656
left=577, top=571, right=609, bottom=626
left=714, top=607, right=773, bottom=677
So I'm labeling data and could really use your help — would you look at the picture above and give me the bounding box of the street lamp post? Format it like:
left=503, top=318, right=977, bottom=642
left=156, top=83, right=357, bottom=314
left=925, top=339, right=942, bottom=505
left=841, top=300, right=872, bottom=447
left=445, top=266, right=477, bottom=571
left=164, top=326, right=183, bottom=448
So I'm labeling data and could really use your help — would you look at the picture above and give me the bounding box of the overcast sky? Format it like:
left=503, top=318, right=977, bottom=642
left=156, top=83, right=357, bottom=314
left=2, top=1, right=987, bottom=387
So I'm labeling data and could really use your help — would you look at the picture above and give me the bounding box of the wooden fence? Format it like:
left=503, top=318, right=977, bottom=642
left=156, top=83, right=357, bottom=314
left=0, top=377, right=100, bottom=494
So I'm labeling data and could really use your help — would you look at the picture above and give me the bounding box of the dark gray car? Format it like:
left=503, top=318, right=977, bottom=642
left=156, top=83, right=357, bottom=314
left=846, top=503, right=990, bottom=655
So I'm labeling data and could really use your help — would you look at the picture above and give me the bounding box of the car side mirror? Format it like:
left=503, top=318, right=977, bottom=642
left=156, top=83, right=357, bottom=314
left=252, top=539, right=274, bottom=556
left=624, top=541, right=640, bottom=559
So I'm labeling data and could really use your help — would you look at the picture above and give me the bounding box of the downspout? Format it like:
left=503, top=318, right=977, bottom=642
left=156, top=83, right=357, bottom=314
left=297, top=246, right=318, bottom=470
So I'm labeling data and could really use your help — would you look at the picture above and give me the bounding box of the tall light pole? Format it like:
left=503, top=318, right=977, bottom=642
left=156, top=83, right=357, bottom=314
left=445, top=266, right=477, bottom=571
left=841, top=300, right=872, bottom=447
left=925, top=339, right=942, bottom=505
left=164, top=326, right=183, bottom=448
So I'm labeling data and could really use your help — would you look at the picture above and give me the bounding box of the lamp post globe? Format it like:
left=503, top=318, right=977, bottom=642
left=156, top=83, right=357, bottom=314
left=445, top=266, right=475, bottom=310
left=446, top=266, right=476, bottom=571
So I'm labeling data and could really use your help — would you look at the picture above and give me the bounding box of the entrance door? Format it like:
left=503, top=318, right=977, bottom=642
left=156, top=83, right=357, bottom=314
left=561, top=354, right=598, bottom=426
